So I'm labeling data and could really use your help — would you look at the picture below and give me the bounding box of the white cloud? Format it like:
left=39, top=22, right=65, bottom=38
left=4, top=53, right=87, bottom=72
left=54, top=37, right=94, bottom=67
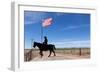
left=24, top=11, right=47, bottom=25
left=56, top=13, right=64, bottom=16
left=24, top=21, right=36, bottom=25
left=61, top=24, right=89, bottom=31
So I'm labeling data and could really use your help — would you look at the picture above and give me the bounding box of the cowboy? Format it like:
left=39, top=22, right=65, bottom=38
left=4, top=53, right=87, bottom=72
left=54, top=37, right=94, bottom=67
left=43, top=36, right=48, bottom=45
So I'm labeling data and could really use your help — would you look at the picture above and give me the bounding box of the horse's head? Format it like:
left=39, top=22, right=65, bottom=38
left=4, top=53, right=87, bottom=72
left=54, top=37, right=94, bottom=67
left=33, top=42, right=36, bottom=48
left=33, top=42, right=41, bottom=49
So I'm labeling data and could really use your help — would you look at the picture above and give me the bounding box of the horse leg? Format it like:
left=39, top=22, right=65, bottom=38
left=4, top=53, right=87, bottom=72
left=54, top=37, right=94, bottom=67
left=41, top=51, right=43, bottom=58
left=52, top=50, right=56, bottom=56
left=40, top=51, right=43, bottom=58
left=48, top=50, right=52, bottom=57
left=39, top=51, right=41, bottom=56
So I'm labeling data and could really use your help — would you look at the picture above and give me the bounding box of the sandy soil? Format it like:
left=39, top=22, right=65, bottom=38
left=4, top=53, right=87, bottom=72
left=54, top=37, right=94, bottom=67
left=31, top=51, right=90, bottom=61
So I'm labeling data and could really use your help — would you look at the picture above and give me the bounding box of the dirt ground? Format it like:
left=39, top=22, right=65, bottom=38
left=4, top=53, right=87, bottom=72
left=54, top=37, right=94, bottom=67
left=24, top=49, right=90, bottom=61
left=30, top=50, right=90, bottom=61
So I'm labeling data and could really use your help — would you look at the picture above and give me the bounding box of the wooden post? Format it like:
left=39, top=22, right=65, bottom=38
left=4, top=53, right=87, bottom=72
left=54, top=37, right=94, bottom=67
left=79, top=48, right=81, bottom=56
left=71, top=48, right=73, bottom=55
left=30, top=49, right=32, bottom=60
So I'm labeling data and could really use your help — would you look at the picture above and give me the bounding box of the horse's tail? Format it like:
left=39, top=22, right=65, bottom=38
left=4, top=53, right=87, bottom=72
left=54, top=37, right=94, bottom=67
left=53, top=45, right=56, bottom=50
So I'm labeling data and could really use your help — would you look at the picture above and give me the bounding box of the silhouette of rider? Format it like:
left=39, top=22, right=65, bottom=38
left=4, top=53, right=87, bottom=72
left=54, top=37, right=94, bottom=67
left=43, top=36, right=48, bottom=45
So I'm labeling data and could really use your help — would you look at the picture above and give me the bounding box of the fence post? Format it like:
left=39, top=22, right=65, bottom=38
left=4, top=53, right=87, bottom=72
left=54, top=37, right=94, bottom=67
left=79, top=48, right=81, bottom=56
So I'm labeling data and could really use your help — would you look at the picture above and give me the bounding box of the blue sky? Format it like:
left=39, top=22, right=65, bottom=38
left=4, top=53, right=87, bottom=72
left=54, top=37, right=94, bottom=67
left=24, top=11, right=90, bottom=49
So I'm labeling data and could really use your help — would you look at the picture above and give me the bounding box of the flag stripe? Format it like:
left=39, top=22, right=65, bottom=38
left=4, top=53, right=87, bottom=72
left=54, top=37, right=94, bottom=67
left=42, top=17, right=53, bottom=27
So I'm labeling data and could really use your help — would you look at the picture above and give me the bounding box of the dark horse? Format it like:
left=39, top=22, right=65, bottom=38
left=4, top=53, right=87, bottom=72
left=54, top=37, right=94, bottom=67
left=33, top=42, right=56, bottom=57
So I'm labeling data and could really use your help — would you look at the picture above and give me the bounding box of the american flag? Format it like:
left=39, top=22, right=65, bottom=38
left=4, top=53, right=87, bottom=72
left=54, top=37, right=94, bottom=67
left=42, top=17, right=53, bottom=27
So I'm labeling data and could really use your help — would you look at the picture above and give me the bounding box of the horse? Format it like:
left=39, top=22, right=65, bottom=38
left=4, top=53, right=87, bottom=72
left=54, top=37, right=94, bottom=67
left=33, top=42, right=56, bottom=57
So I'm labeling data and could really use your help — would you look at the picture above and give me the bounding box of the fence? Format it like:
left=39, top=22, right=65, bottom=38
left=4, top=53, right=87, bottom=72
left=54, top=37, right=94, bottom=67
left=24, top=49, right=33, bottom=61
left=55, top=48, right=90, bottom=56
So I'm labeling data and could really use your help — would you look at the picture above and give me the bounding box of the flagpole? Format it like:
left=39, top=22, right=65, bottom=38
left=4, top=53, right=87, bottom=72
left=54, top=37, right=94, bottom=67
left=41, top=23, right=43, bottom=43
left=41, top=17, right=52, bottom=43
